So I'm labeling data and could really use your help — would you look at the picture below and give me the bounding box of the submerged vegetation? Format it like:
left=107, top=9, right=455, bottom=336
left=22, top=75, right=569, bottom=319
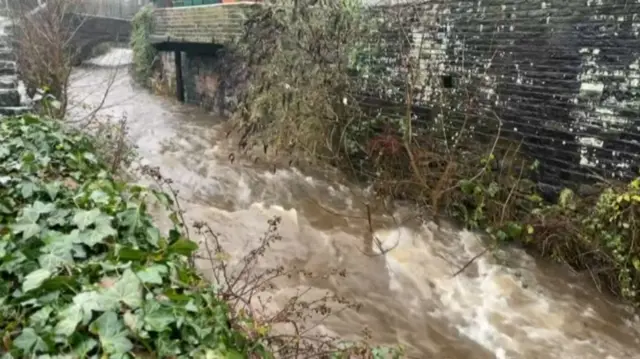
left=232, top=0, right=640, bottom=305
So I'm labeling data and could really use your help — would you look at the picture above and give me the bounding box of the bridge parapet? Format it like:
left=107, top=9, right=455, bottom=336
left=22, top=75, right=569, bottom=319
left=151, top=3, right=258, bottom=45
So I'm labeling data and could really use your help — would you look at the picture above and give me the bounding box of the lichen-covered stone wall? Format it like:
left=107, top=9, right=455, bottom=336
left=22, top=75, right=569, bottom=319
left=152, top=3, right=256, bottom=44
left=152, top=1, right=640, bottom=190
left=372, top=0, right=640, bottom=191
left=182, top=50, right=247, bottom=117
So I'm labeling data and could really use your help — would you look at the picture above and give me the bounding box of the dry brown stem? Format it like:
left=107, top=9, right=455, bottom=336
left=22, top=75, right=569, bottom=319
left=142, top=165, right=402, bottom=358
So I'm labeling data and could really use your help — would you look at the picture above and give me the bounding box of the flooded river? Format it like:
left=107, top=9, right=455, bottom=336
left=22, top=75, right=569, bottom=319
left=67, top=49, right=640, bottom=359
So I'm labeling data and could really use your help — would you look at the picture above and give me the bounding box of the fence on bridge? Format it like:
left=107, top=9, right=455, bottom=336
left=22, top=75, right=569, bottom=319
left=0, top=0, right=150, bottom=19
left=154, top=0, right=259, bottom=7
left=76, top=0, right=151, bottom=19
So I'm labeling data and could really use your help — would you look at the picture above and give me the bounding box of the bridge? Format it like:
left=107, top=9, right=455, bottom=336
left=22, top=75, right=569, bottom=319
left=0, top=0, right=143, bottom=114
left=15, top=1, right=136, bottom=64
left=64, top=13, right=131, bottom=63
left=149, top=1, right=259, bottom=109
left=146, top=0, right=640, bottom=193
left=150, top=2, right=257, bottom=49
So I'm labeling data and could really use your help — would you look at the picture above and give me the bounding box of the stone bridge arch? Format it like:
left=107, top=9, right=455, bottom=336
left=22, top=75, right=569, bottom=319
left=13, top=2, right=132, bottom=64
left=64, top=13, right=131, bottom=63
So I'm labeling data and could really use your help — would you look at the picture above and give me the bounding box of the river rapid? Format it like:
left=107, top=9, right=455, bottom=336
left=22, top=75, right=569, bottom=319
left=66, top=48, right=640, bottom=359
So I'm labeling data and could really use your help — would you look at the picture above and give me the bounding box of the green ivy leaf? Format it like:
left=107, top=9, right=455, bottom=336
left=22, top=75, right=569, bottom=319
left=73, top=338, right=98, bottom=357
left=74, top=290, right=119, bottom=313
left=20, top=181, right=37, bottom=199
left=23, top=268, right=53, bottom=292
left=13, top=205, right=42, bottom=239
left=146, top=226, right=160, bottom=246
left=72, top=208, right=102, bottom=231
left=89, top=311, right=134, bottom=355
left=143, top=301, right=176, bottom=332
left=168, top=238, right=199, bottom=257
left=13, top=327, right=48, bottom=353
left=55, top=305, right=84, bottom=337
left=55, top=290, right=120, bottom=336
left=47, top=208, right=70, bottom=226
left=90, top=189, right=110, bottom=205
left=12, top=220, right=41, bottom=240
left=38, top=234, right=75, bottom=270
left=117, top=206, right=143, bottom=236
left=32, top=201, right=56, bottom=215
left=79, top=222, right=117, bottom=247
left=44, top=182, right=61, bottom=201
left=29, top=306, right=53, bottom=328
left=136, top=264, right=167, bottom=285
left=105, top=269, right=142, bottom=309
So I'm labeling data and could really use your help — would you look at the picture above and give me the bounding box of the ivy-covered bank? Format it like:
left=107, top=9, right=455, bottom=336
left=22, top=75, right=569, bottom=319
left=130, top=5, right=157, bottom=86
left=0, top=115, right=264, bottom=357
left=0, top=115, right=399, bottom=358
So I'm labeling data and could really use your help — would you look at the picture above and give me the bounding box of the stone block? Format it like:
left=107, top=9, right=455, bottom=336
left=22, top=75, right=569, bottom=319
left=0, top=75, right=17, bottom=89
left=152, top=4, right=256, bottom=45
left=0, top=49, right=14, bottom=61
left=0, top=106, right=30, bottom=117
left=0, top=61, right=16, bottom=76
left=0, top=89, right=21, bottom=107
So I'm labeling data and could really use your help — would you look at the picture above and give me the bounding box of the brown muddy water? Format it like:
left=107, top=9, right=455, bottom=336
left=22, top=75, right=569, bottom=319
left=66, top=49, right=640, bottom=359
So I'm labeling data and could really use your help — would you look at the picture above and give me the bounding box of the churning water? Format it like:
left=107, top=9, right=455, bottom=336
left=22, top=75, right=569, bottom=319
left=67, top=48, right=640, bottom=359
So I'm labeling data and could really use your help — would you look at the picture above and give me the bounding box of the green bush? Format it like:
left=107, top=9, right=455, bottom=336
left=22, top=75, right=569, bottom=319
left=131, top=5, right=158, bottom=86
left=449, top=152, right=640, bottom=304
left=0, top=115, right=404, bottom=358
left=0, top=115, right=266, bottom=358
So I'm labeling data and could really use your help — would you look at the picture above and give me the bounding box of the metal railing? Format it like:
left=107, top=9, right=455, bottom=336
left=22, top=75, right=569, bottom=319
left=2, top=0, right=151, bottom=19
left=157, top=1, right=256, bottom=8
left=76, top=0, right=151, bottom=19
left=169, top=1, right=222, bottom=6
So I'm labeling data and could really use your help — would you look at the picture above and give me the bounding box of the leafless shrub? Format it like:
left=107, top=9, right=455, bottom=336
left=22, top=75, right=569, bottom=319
left=10, top=0, right=80, bottom=116
left=10, top=0, right=122, bottom=119
left=84, top=112, right=138, bottom=172
left=141, top=165, right=404, bottom=359
left=231, top=0, right=526, bottom=231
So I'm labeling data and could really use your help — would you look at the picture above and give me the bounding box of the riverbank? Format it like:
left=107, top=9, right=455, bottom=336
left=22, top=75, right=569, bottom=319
left=213, top=0, right=640, bottom=309
left=62, top=51, right=640, bottom=358
left=0, top=114, right=397, bottom=358
left=0, top=114, right=260, bottom=357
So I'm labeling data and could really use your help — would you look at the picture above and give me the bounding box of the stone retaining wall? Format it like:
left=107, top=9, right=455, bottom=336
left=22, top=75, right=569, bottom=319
left=0, top=16, right=29, bottom=116
left=152, top=3, right=256, bottom=44
left=151, top=1, right=640, bottom=190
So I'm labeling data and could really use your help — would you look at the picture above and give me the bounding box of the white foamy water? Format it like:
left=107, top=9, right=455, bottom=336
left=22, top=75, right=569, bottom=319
left=84, top=47, right=133, bottom=67
left=65, top=48, right=640, bottom=358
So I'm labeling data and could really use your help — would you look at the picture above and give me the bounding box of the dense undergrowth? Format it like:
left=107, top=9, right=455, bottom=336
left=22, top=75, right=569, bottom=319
left=231, top=0, right=640, bottom=304
left=0, top=115, right=261, bottom=357
left=130, top=5, right=157, bottom=87
left=0, top=114, right=400, bottom=358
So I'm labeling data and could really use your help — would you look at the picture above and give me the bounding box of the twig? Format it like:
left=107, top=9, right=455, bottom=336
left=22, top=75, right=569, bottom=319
left=452, top=247, right=490, bottom=277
